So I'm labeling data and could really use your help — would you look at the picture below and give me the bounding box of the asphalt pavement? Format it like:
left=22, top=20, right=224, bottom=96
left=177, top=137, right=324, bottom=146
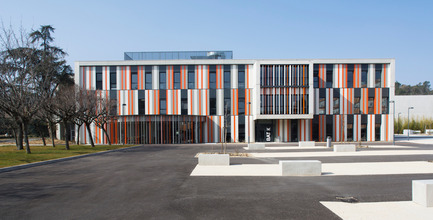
left=1, top=141, right=433, bottom=219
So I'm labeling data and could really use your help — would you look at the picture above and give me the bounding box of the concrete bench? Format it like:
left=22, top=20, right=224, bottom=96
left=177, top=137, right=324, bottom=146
left=198, top=154, right=230, bottom=166
left=333, top=144, right=356, bottom=152
left=299, top=141, right=315, bottom=147
left=279, top=160, right=322, bottom=176
left=413, top=179, right=433, bottom=207
left=247, top=143, right=266, bottom=150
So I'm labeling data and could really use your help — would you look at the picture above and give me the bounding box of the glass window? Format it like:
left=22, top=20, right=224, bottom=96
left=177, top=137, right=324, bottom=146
left=238, top=65, right=245, bottom=88
left=138, top=90, right=145, bottom=115
left=210, top=90, right=216, bottom=115
left=313, top=64, right=319, bottom=88
left=361, top=64, right=368, bottom=88
left=159, top=72, right=166, bottom=89
left=382, top=97, right=389, bottom=114
left=347, top=64, right=354, bottom=88
left=96, top=66, right=102, bottom=90
left=326, top=64, right=333, bottom=88
left=224, top=65, right=231, bottom=88
left=173, top=66, right=180, bottom=89
left=333, top=97, right=340, bottom=114
left=238, top=89, right=245, bottom=115
left=354, top=88, right=361, bottom=114
left=209, top=65, right=216, bottom=89
left=160, top=99, right=166, bottom=114
left=368, top=97, right=374, bottom=114
left=110, top=66, right=116, bottom=90
left=181, top=90, right=187, bottom=115
left=375, top=64, right=382, bottom=88
left=319, top=98, right=326, bottom=114
left=131, top=66, right=138, bottom=90
left=145, top=66, right=152, bottom=90
left=188, top=65, right=195, bottom=89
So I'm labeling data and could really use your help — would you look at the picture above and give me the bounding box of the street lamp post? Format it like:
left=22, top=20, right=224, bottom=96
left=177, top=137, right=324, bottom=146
left=408, top=107, right=414, bottom=141
left=389, top=100, right=395, bottom=145
left=248, top=101, right=252, bottom=144
left=122, top=104, right=126, bottom=145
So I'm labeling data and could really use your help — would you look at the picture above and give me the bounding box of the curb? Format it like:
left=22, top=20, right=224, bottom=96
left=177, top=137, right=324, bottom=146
left=0, top=145, right=142, bottom=174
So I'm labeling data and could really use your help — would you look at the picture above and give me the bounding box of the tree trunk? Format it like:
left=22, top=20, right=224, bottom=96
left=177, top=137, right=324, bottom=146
left=64, top=122, right=70, bottom=150
left=102, top=126, right=111, bottom=145
left=76, top=124, right=81, bottom=145
left=41, top=135, right=46, bottom=146
left=23, top=122, right=31, bottom=154
left=16, top=124, right=24, bottom=150
left=85, top=122, right=95, bottom=147
left=50, top=122, right=56, bottom=148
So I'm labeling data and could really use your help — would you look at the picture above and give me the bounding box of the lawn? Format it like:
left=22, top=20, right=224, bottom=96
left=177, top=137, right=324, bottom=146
left=0, top=144, right=134, bottom=168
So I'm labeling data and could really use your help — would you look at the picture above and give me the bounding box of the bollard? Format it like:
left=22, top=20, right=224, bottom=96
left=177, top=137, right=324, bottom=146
left=326, top=136, right=332, bottom=148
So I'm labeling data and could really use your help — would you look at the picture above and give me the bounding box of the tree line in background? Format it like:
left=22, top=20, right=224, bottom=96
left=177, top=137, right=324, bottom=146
left=395, top=81, right=433, bottom=95
left=0, top=24, right=116, bottom=154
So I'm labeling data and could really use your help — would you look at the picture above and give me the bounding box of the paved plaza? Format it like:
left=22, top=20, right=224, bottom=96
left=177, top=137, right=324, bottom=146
left=1, top=136, right=433, bottom=219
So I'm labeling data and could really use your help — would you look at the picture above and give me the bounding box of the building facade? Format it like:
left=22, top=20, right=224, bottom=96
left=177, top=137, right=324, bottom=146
left=75, top=53, right=395, bottom=144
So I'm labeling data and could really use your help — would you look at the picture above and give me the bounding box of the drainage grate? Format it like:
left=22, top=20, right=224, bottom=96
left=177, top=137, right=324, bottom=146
left=335, top=196, right=359, bottom=203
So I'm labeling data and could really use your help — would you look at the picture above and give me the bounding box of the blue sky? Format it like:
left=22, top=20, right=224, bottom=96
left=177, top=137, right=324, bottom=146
left=1, top=0, right=432, bottom=85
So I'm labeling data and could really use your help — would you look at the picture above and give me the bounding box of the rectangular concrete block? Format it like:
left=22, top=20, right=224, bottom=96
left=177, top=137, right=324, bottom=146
left=198, top=154, right=229, bottom=166
left=279, top=160, right=322, bottom=176
left=334, top=144, right=356, bottom=152
left=299, top=141, right=315, bottom=147
left=247, top=143, right=266, bottom=150
left=413, top=179, right=433, bottom=207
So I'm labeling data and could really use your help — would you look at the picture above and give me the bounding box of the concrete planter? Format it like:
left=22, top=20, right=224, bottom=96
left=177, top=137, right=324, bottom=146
left=279, top=160, right=322, bottom=176
left=198, top=154, right=230, bottom=166
left=299, top=141, right=315, bottom=147
left=247, top=143, right=266, bottom=150
left=333, top=144, right=356, bottom=152
left=413, top=179, right=433, bottom=207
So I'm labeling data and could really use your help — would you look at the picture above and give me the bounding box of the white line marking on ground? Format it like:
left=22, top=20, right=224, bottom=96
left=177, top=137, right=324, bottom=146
left=190, top=161, right=433, bottom=176
left=320, top=201, right=433, bottom=220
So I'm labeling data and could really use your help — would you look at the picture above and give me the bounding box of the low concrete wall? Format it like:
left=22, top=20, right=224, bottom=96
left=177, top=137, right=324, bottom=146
left=198, top=154, right=230, bottom=166
left=413, top=179, right=433, bottom=207
left=247, top=143, right=266, bottom=150
left=334, top=145, right=356, bottom=152
left=279, top=160, right=322, bottom=176
left=299, top=141, right=315, bottom=147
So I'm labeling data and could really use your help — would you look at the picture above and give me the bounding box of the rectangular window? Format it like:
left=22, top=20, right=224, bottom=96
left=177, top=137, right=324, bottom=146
left=109, top=90, right=117, bottom=115
left=319, top=98, right=326, bottom=114
left=326, top=64, right=333, bottom=88
left=347, top=64, right=354, bottom=88
left=159, top=72, right=166, bottom=89
left=173, top=65, right=180, bottom=89
left=224, top=65, right=231, bottom=88
left=160, top=90, right=166, bottom=115
left=210, top=90, right=216, bottom=115
left=181, top=90, right=187, bottom=115
left=333, top=88, right=340, bottom=114
left=131, top=66, right=138, bottom=90
left=238, top=65, right=245, bottom=88
left=209, top=65, right=216, bottom=89
left=96, top=66, right=102, bottom=90
left=145, top=66, right=152, bottom=90
left=238, top=89, right=245, bottom=115
left=188, top=65, right=195, bottom=89
left=361, top=64, right=368, bottom=88
left=368, top=88, right=375, bottom=114
left=354, top=88, right=361, bottom=114
left=110, top=66, right=116, bottom=90
left=224, top=88, right=231, bottom=115
left=375, top=115, right=381, bottom=140
left=313, top=64, right=319, bottom=88
left=347, top=116, right=354, bottom=141
left=382, top=88, right=389, bottom=114
left=159, top=66, right=166, bottom=89
left=361, top=115, right=367, bottom=141
left=138, top=90, right=145, bottom=115
left=375, top=64, right=382, bottom=88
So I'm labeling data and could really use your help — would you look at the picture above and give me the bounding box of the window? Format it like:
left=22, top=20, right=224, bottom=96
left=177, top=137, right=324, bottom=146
left=347, top=116, right=354, bottom=141
left=181, top=90, right=187, bottom=115
left=159, top=72, right=166, bottom=89
left=361, top=115, right=367, bottom=141
left=131, top=66, right=138, bottom=90
left=319, top=98, right=326, bottom=114
left=361, top=64, right=368, bottom=88
left=224, top=89, right=231, bottom=115
left=368, top=98, right=374, bottom=114
left=224, top=65, right=231, bottom=88
left=110, top=66, right=116, bottom=90
left=354, top=88, right=361, bottom=114
left=159, top=66, right=166, bottom=89
left=313, top=64, right=319, bottom=88
left=138, top=90, right=145, bottom=115
left=326, top=64, right=333, bottom=88
left=173, top=66, right=180, bottom=89
left=375, top=115, right=381, bottom=140
left=238, top=65, right=245, bottom=88
left=160, top=90, right=166, bottom=115
left=238, top=89, right=245, bottom=115
left=109, top=90, right=117, bottom=115
left=209, top=65, right=216, bottom=89
left=96, top=66, right=102, bottom=90
left=347, top=64, right=354, bottom=88
left=210, top=90, right=216, bottom=115
left=188, top=65, right=195, bottom=89
left=145, top=66, right=152, bottom=90
left=375, top=64, right=382, bottom=88
left=382, top=88, right=389, bottom=114
left=333, top=88, right=340, bottom=114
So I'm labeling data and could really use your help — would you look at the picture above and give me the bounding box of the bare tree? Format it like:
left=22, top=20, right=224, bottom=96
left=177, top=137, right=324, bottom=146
left=76, top=88, right=98, bottom=147
left=94, top=94, right=117, bottom=145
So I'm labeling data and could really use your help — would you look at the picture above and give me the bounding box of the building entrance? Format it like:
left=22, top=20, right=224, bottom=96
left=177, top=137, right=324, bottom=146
left=255, top=120, right=274, bottom=142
